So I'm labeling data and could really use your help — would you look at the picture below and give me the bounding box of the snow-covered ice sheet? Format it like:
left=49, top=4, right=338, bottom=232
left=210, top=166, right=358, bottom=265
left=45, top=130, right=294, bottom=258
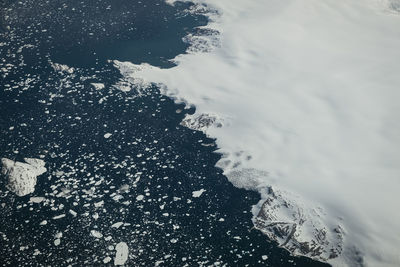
left=114, top=0, right=400, bottom=266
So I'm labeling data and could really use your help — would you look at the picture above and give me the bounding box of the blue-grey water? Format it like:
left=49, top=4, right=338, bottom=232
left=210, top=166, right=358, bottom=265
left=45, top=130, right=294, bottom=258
left=0, top=0, right=329, bottom=266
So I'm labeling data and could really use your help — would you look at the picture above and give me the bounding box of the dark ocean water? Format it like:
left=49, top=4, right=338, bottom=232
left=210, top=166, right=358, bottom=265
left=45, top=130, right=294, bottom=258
left=0, top=1, right=329, bottom=266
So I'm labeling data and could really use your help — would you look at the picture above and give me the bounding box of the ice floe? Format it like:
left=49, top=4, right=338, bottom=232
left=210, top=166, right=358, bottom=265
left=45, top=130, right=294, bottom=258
left=114, top=242, right=129, bottom=266
left=192, top=189, right=206, bottom=198
left=104, top=133, right=112, bottom=139
left=51, top=62, right=75, bottom=74
left=91, top=83, right=105, bottom=90
left=1, top=158, right=47, bottom=197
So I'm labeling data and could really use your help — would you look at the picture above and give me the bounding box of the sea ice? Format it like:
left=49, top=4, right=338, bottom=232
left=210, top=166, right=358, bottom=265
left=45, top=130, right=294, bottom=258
left=69, top=210, right=77, bottom=217
left=1, top=158, right=47, bottom=196
left=91, top=83, right=105, bottom=90
left=52, top=214, right=66, bottom=220
left=29, top=197, right=45, bottom=203
left=51, top=62, right=74, bottom=74
left=192, top=189, right=206, bottom=198
left=114, top=242, right=129, bottom=266
left=90, top=230, right=103, bottom=239
left=111, top=222, right=124, bottom=229
left=54, top=239, right=61, bottom=246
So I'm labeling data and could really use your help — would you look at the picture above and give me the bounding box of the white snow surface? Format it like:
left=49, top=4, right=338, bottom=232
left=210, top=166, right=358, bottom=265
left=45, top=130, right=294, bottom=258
left=1, top=158, right=47, bottom=196
left=113, top=0, right=400, bottom=266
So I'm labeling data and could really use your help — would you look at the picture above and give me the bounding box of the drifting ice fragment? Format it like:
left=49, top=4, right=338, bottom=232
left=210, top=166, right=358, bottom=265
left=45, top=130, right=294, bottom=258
left=192, top=189, right=206, bottom=198
left=114, top=242, right=129, bottom=266
left=91, top=83, right=105, bottom=90
left=1, top=158, right=47, bottom=196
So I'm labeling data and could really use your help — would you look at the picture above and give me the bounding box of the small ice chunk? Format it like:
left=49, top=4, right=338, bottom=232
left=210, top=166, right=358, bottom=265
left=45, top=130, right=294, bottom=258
left=104, top=133, right=112, bottom=139
left=155, top=260, right=164, bottom=266
left=112, top=194, right=123, bottom=201
left=192, top=189, right=206, bottom=198
left=94, top=200, right=104, bottom=208
left=52, top=214, right=65, bottom=220
left=91, top=230, right=103, bottom=238
left=54, top=239, right=61, bottom=246
left=262, top=255, right=268, bottom=260
left=39, top=220, right=47, bottom=225
left=91, top=83, right=105, bottom=90
left=104, top=257, right=112, bottom=264
left=136, top=195, right=144, bottom=201
left=51, top=63, right=74, bottom=74
left=114, top=242, right=129, bottom=266
left=55, top=232, right=63, bottom=239
left=69, top=209, right=77, bottom=217
left=111, top=222, right=124, bottom=229
left=92, top=213, right=99, bottom=220
left=29, top=197, right=45, bottom=203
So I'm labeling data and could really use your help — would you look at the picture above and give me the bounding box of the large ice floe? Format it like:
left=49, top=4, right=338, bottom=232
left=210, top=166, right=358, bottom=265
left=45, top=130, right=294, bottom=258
left=112, top=0, right=400, bottom=266
left=1, top=158, right=47, bottom=196
left=114, top=242, right=129, bottom=266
